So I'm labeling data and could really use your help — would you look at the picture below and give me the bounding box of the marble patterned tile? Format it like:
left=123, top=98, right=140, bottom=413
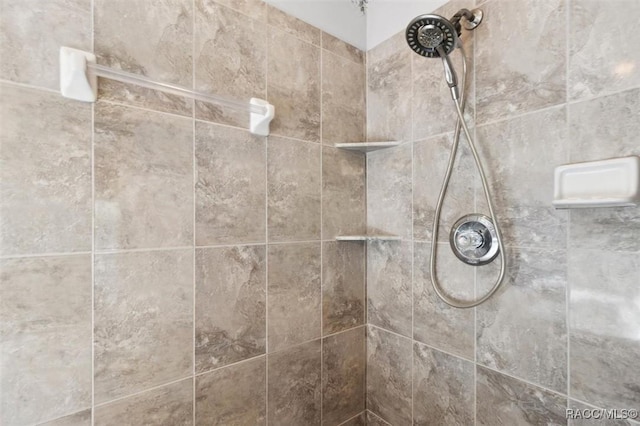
left=339, top=412, right=366, bottom=426
left=475, top=0, right=566, bottom=123
left=268, top=27, right=320, bottom=142
left=95, top=379, right=193, bottom=426
left=569, top=0, right=640, bottom=101
left=476, top=247, right=567, bottom=393
left=476, top=366, right=568, bottom=426
left=322, top=327, right=366, bottom=425
left=568, top=88, right=640, bottom=252
left=195, top=246, right=266, bottom=373
left=40, top=410, right=91, bottom=426
left=268, top=340, right=322, bottom=425
left=0, top=255, right=91, bottom=426
left=413, top=133, right=475, bottom=242
left=411, top=0, right=476, bottom=140
left=569, top=249, right=640, bottom=411
left=322, top=147, right=366, bottom=239
left=413, top=342, right=475, bottom=426
left=0, top=0, right=91, bottom=89
left=367, top=144, right=412, bottom=239
left=475, top=106, right=568, bottom=249
left=322, top=241, right=365, bottom=335
left=267, top=5, right=321, bottom=45
left=94, top=0, right=193, bottom=115
left=366, top=326, right=412, bottom=426
left=322, top=32, right=364, bottom=64
left=196, top=356, right=266, bottom=425
left=267, top=136, right=321, bottom=242
left=267, top=243, right=321, bottom=352
left=94, top=103, right=193, bottom=250
left=367, top=241, right=412, bottom=338
left=366, top=411, right=391, bottom=426
left=413, top=242, right=475, bottom=360
left=568, top=400, right=637, bottom=426
left=195, top=1, right=266, bottom=128
left=195, top=121, right=266, bottom=245
left=94, top=250, right=193, bottom=403
left=321, top=51, right=366, bottom=146
left=366, top=32, right=412, bottom=142
left=0, top=84, right=91, bottom=256
left=213, top=0, right=267, bottom=21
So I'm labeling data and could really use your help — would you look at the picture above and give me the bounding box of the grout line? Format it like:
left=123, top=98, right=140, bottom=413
left=565, top=0, right=572, bottom=404
left=194, top=353, right=267, bottom=379
left=473, top=23, right=479, bottom=425
left=191, top=0, right=197, bottom=420
left=264, top=26, right=270, bottom=423
left=90, top=75, right=96, bottom=426
left=319, top=32, right=324, bottom=426
left=0, top=79, right=60, bottom=94
left=337, top=411, right=365, bottom=426
left=0, top=251, right=93, bottom=260
left=409, top=39, right=415, bottom=425
left=93, top=246, right=194, bottom=255
left=92, top=376, right=194, bottom=409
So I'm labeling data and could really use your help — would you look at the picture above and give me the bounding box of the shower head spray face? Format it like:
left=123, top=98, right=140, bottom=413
left=406, top=14, right=458, bottom=58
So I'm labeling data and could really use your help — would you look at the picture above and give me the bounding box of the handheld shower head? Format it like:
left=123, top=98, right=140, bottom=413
left=405, top=9, right=483, bottom=100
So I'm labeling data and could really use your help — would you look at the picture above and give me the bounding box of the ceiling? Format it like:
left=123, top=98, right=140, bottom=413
left=264, top=0, right=449, bottom=51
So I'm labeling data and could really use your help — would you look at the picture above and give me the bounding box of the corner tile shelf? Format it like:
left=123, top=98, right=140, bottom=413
left=335, top=141, right=401, bottom=152
left=336, top=234, right=402, bottom=241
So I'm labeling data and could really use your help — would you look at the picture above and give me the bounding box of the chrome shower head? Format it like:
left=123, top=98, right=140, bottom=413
left=405, top=14, right=458, bottom=58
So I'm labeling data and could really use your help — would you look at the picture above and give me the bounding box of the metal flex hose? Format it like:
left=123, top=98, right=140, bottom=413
left=429, top=45, right=507, bottom=308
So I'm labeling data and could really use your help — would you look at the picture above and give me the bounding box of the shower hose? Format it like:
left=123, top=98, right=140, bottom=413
left=430, top=44, right=507, bottom=308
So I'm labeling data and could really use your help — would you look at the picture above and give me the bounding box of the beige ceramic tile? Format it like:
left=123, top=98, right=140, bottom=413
left=94, top=0, right=193, bottom=115
left=267, top=243, right=321, bottom=352
left=322, top=241, right=365, bottom=335
left=477, top=248, right=567, bottom=393
left=322, top=32, right=364, bottom=64
left=0, top=83, right=91, bottom=256
left=367, top=241, right=412, bottom=338
left=413, top=242, right=475, bottom=360
left=94, top=103, right=193, bottom=250
left=0, top=0, right=91, bottom=89
left=366, top=32, right=412, bottom=142
left=477, top=366, right=567, bottom=426
left=40, top=410, right=91, bottom=426
left=366, top=326, right=412, bottom=426
left=367, top=144, right=412, bottom=239
left=195, top=121, right=266, bottom=245
left=0, top=255, right=91, bottom=425
left=322, top=327, right=366, bottom=425
left=475, top=0, right=566, bottom=123
left=195, top=1, right=266, bottom=128
left=212, top=0, right=267, bottom=21
left=267, top=5, right=321, bottom=46
left=94, top=379, right=193, bottom=426
left=267, top=136, right=321, bottom=242
left=196, top=356, right=266, bottom=425
left=413, top=343, right=474, bottom=425
left=321, top=147, right=366, bottom=239
left=94, top=250, right=193, bottom=403
left=475, top=106, right=568, bottom=249
left=569, top=0, right=640, bottom=100
left=413, top=133, right=476, bottom=242
left=267, top=28, right=320, bottom=142
left=268, top=340, right=322, bottom=425
left=569, top=249, right=640, bottom=412
left=195, top=245, right=266, bottom=372
left=321, top=51, right=366, bottom=146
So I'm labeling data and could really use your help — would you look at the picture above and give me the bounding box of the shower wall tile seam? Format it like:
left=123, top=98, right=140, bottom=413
left=191, top=0, right=197, bottom=421
left=0, top=78, right=60, bottom=94
left=319, top=31, right=323, bottom=426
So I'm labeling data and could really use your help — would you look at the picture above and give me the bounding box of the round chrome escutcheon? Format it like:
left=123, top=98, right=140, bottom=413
left=449, top=214, right=499, bottom=266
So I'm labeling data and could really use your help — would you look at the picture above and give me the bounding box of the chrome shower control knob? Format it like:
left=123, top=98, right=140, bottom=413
left=450, top=214, right=499, bottom=266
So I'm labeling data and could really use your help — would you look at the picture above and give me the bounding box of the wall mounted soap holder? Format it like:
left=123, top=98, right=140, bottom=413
left=553, top=156, right=639, bottom=209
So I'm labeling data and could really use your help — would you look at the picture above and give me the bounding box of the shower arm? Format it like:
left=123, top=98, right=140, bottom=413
left=429, top=44, right=507, bottom=309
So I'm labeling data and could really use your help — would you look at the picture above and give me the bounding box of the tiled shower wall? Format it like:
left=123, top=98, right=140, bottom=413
left=365, top=0, right=640, bottom=425
left=0, top=0, right=368, bottom=425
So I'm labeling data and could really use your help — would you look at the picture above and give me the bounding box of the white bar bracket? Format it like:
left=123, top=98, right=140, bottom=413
left=250, top=98, right=275, bottom=137
left=60, top=47, right=97, bottom=102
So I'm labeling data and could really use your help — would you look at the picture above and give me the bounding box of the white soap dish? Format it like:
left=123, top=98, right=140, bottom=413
left=553, top=156, right=640, bottom=209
